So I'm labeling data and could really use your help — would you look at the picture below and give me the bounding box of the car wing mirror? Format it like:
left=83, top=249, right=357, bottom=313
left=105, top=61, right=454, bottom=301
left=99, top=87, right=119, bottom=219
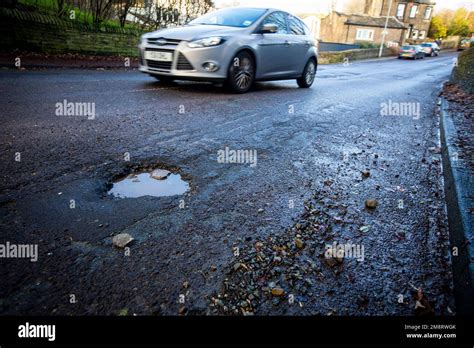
left=260, top=23, right=278, bottom=34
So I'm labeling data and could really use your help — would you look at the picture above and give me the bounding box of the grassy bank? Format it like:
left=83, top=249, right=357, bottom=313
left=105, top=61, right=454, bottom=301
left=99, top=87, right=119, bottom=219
left=451, top=47, right=474, bottom=93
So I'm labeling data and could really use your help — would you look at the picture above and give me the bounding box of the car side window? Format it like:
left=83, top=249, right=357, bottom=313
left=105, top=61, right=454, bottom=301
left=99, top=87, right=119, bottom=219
left=262, top=12, right=288, bottom=34
left=288, top=15, right=305, bottom=35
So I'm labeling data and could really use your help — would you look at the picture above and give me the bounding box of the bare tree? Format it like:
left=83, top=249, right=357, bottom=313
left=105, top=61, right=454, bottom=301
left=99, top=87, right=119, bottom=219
left=89, top=0, right=115, bottom=24
left=114, top=0, right=137, bottom=27
left=126, top=0, right=214, bottom=30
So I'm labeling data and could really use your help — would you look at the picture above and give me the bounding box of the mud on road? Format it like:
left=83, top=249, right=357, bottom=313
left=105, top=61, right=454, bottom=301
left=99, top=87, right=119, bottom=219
left=0, top=53, right=458, bottom=315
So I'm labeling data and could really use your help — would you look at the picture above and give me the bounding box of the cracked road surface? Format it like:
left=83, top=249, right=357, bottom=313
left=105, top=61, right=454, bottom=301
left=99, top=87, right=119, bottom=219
left=0, top=52, right=457, bottom=315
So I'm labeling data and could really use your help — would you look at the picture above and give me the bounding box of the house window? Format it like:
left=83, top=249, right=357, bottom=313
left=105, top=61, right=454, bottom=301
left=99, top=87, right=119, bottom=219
left=356, top=28, right=374, bottom=41
left=424, top=7, right=432, bottom=20
left=405, top=25, right=412, bottom=39
left=419, top=30, right=426, bottom=39
left=409, top=5, right=418, bottom=18
left=412, top=29, right=419, bottom=39
left=396, top=4, right=406, bottom=19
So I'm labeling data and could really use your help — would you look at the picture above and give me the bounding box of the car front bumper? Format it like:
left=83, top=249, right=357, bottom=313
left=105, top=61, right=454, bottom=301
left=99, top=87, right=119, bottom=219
left=138, top=41, right=230, bottom=81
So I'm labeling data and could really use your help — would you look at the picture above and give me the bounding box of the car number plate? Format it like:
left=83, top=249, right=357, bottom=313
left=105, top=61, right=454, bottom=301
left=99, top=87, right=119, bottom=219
left=145, top=51, right=173, bottom=62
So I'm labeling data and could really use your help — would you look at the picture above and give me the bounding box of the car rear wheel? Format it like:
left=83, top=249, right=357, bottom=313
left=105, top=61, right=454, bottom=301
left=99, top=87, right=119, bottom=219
left=225, top=51, right=255, bottom=93
left=297, top=59, right=317, bottom=88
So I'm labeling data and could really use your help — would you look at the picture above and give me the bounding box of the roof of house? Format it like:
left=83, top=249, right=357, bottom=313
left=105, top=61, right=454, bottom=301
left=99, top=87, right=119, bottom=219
left=342, top=13, right=407, bottom=29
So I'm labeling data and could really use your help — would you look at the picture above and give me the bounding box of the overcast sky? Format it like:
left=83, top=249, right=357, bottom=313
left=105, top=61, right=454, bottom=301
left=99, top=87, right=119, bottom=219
left=214, top=0, right=474, bottom=12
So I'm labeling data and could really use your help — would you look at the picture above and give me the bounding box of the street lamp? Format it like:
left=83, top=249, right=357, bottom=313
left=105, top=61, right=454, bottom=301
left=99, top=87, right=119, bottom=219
left=379, top=0, right=393, bottom=58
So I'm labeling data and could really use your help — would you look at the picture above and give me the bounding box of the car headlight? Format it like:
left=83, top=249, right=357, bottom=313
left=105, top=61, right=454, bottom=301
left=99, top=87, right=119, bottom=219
left=187, top=37, right=224, bottom=48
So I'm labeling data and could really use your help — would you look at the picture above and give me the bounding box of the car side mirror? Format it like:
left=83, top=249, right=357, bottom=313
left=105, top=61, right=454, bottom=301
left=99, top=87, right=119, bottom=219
left=260, top=23, right=278, bottom=34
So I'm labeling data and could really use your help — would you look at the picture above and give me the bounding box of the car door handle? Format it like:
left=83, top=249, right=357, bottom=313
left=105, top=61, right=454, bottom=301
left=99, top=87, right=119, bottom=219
left=284, top=40, right=291, bottom=46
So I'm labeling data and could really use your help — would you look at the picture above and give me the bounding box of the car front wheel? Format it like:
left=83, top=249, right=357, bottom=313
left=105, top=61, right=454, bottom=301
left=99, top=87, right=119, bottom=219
left=225, top=51, right=255, bottom=93
left=297, top=59, right=317, bottom=88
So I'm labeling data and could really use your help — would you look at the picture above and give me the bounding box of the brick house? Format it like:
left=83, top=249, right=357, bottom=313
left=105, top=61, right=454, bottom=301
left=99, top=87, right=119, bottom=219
left=383, top=0, right=436, bottom=41
left=319, top=11, right=406, bottom=46
left=318, top=0, right=436, bottom=46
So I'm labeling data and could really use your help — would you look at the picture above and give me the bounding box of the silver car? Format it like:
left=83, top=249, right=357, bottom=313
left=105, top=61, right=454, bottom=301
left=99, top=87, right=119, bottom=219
left=138, top=7, right=318, bottom=93
left=420, top=42, right=440, bottom=57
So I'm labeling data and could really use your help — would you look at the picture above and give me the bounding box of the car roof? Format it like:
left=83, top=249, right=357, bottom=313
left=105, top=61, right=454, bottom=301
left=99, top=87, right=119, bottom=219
left=231, top=7, right=274, bottom=11
left=233, top=7, right=292, bottom=15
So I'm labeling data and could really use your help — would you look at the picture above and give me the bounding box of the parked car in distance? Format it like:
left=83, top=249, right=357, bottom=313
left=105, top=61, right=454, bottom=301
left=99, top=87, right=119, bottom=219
left=398, top=45, right=425, bottom=60
left=420, top=42, right=440, bottom=56
left=138, top=7, right=318, bottom=93
left=458, top=38, right=473, bottom=50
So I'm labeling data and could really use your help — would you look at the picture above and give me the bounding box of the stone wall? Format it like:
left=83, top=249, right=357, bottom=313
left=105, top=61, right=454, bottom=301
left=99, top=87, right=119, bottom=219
left=319, top=47, right=398, bottom=64
left=0, top=7, right=143, bottom=56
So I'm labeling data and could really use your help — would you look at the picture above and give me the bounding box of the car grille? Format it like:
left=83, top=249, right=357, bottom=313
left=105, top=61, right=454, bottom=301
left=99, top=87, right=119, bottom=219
left=177, top=53, right=194, bottom=70
left=145, top=48, right=174, bottom=71
left=147, top=37, right=182, bottom=47
left=146, top=60, right=173, bottom=70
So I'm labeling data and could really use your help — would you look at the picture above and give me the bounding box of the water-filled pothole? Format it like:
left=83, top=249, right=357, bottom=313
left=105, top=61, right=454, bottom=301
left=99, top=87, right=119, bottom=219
left=108, top=169, right=189, bottom=198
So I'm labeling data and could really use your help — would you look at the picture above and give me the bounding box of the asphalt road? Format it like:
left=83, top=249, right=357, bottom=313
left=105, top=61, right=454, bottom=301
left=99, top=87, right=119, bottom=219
left=0, top=52, right=458, bottom=315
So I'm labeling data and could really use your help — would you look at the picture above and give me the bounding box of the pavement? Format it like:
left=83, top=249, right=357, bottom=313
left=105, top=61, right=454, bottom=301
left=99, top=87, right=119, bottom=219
left=0, top=52, right=459, bottom=315
left=439, top=89, right=474, bottom=315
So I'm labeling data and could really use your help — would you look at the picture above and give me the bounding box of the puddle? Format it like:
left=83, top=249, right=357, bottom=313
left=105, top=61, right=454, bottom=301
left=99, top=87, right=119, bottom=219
left=108, top=170, right=189, bottom=198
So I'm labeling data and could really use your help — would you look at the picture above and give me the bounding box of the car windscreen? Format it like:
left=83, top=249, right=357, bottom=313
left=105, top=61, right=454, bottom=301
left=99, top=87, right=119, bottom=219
left=421, top=43, right=432, bottom=47
left=401, top=46, right=413, bottom=50
left=189, top=8, right=267, bottom=28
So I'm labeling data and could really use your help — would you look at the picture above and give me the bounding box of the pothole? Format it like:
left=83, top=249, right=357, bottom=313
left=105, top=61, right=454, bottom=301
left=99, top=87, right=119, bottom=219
left=108, top=168, right=190, bottom=198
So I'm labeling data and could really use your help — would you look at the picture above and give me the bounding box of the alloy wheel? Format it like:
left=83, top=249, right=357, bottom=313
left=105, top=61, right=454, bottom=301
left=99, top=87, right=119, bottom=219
left=227, top=52, right=255, bottom=93
left=233, top=56, right=254, bottom=90
left=305, top=61, right=316, bottom=85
